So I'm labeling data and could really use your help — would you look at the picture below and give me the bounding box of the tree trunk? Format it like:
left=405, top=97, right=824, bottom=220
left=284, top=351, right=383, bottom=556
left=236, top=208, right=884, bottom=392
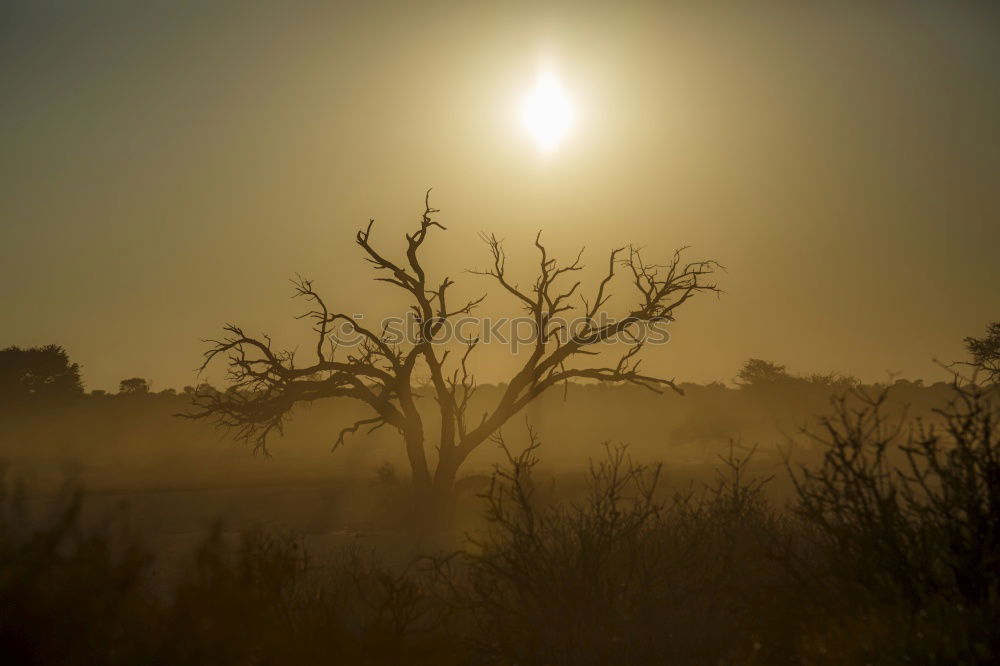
left=404, top=430, right=432, bottom=489
left=432, top=448, right=462, bottom=496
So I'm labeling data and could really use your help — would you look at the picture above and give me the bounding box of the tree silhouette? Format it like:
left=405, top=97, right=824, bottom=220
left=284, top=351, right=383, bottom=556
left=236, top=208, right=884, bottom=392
left=735, top=358, right=792, bottom=387
left=0, top=345, right=83, bottom=404
left=964, top=321, right=1000, bottom=383
left=187, top=195, right=721, bottom=495
left=118, top=377, right=151, bottom=395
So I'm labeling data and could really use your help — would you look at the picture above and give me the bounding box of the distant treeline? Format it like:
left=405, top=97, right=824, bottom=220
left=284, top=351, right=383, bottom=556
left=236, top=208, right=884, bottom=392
left=0, top=343, right=966, bottom=401
left=4, top=319, right=997, bottom=402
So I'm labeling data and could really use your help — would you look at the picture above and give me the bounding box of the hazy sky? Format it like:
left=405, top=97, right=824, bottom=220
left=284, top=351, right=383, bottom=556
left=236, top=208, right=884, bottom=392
left=2, top=1, right=998, bottom=391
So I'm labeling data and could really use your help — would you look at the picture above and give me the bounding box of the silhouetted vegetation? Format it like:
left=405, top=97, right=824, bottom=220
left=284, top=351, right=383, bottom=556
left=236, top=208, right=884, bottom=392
left=965, top=321, right=1000, bottom=383
left=186, top=197, right=721, bottom=497
left=736, top=357, right=859, bottom=392
left=118, top=377, right=151, bottom=395
left=735, top=357, right=792, bottom=386
left=0, top=344, right=83, bottom=404
left=4, top=1, right=996, bottom=660
left=787, top=380, right=1000, bottom=662
left=2, top=380, right=997, bottom=664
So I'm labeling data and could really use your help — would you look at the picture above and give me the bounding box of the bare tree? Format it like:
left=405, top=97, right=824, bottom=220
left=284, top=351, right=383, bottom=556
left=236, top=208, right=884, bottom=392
left=186, top=193, right=721, bottom=496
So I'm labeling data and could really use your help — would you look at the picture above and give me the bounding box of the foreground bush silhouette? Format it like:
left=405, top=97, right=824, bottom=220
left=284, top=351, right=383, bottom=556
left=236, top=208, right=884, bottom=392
left=788, top=380, right=1000, bottom=662
left=0, top=479, right=155, bottom=665
left=164, top=529, right=456, bottom=665
left=426, top=431, right=791, bottom=665
left=0, top=477, right=460, bottom=665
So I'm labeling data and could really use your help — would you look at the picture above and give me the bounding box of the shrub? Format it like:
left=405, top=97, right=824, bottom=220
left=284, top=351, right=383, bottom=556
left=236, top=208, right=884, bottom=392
left=432, top=430, right=790, bottom=665
left=790, top=381, right=1000, bottom=662
left=0, top=476, right=156, bottom=665
left=0, top=475, right=459, bottom=665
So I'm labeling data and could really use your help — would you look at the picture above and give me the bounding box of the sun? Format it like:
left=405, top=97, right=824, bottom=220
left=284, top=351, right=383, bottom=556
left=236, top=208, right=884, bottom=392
left=520, top=68, right=575, bottom=154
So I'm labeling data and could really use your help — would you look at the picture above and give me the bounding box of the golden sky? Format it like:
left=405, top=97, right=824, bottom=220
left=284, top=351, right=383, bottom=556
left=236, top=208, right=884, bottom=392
left=1, top=1, right=998, bottom=390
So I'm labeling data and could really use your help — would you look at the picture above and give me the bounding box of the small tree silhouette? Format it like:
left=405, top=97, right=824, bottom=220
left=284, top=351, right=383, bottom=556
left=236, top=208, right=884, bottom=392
left=0, top=345, right=83, bottom=403
left=187, top=194, right=721, bottom=495
left=735, top=358, right=792, bottom=387
left=118, top=377, right=151, bottom=395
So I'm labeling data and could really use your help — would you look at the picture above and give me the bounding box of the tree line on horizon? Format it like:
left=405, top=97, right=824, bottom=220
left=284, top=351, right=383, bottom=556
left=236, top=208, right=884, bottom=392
left=4, top=343, right=995, bottom=406
left=2, top=322, right=998, bottom=405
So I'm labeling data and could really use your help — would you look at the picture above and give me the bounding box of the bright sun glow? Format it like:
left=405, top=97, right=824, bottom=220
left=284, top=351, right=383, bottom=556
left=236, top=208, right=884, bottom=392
left=520, top=68, right=575, bottom=154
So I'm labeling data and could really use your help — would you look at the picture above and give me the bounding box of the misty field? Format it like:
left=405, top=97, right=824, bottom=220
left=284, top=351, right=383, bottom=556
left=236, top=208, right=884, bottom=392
left=3, top=377, right=998, bottom=664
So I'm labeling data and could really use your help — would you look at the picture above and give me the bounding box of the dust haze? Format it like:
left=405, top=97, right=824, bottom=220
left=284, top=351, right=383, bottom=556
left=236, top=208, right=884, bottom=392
left=2, top=2, right=999, bottom=664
